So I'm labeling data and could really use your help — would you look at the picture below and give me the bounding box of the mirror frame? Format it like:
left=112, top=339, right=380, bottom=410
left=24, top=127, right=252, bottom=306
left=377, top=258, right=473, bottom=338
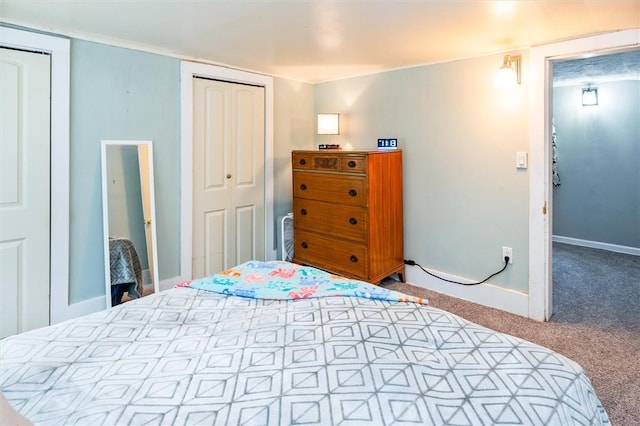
left=101, top=140, right=160, bottom=308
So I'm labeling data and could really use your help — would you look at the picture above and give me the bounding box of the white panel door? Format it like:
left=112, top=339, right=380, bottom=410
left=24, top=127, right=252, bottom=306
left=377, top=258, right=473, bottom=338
left=0, top=47, right=51, bottom=338
left=192, top=78, right=265, bottom=278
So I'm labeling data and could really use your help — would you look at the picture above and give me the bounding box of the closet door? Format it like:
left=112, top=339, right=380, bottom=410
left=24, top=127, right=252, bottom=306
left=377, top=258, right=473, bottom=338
left=0, top=47, right=51, bottom=338
left=192, top=77, right=265, bottom=278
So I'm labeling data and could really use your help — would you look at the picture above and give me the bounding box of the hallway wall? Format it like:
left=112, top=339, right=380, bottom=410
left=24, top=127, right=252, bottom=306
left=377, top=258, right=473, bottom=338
left=552, top=80, right=640, bottom=250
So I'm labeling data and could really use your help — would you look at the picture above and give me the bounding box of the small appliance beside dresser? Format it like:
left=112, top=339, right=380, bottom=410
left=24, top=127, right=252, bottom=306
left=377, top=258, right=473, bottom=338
left=291, top=149, right=405, bottom=283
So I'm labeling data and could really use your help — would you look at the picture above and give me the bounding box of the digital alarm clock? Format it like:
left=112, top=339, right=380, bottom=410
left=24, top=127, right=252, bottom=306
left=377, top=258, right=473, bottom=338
left=377, top=138, right=398, bottom=149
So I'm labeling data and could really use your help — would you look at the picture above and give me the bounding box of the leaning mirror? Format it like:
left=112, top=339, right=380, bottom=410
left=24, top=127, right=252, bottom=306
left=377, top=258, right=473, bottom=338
left=101, top=140, right=160, bottom=308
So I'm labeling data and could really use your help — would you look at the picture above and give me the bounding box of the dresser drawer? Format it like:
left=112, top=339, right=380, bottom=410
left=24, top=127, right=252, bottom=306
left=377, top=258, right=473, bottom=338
left=292, top=152, right=315, bottom=170
left=293, top=172, right=366, bottom=206
left=339, top=155, right=366, bottom=173
left=293, top=230, right=367, bottom=279
left=293, top=152, right=367, bottom=173
left=293, top=199, right=367, bottom=241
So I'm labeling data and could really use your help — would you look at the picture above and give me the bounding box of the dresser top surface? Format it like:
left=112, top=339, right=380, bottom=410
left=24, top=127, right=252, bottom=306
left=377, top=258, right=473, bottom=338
left=292, top=149, right=402, bottom=154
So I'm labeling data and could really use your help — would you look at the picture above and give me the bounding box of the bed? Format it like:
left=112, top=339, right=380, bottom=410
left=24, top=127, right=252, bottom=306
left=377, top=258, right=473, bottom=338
left=0, top=261, right=609, bottom=425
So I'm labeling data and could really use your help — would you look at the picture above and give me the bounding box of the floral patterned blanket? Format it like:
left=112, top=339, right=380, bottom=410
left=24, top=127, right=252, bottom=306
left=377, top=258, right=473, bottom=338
left=181, top=260, right=427, bottom=305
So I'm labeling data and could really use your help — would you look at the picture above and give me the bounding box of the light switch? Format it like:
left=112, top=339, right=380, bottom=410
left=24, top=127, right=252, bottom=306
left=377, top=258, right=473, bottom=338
left=516, top=151, right=528, bottom=169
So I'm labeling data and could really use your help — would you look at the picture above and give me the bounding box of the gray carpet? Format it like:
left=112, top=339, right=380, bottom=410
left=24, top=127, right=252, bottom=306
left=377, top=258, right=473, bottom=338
left=383, top=242, right=640, bottom=426
left=552, top=242, right=640, bottom=332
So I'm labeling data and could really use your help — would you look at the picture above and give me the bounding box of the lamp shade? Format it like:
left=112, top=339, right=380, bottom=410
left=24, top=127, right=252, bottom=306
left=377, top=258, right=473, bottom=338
left=494, top=55, right=521, bottom=88
left=494, top=66, right=518, bottom=88
left=317, top=113, right=340, bottom=135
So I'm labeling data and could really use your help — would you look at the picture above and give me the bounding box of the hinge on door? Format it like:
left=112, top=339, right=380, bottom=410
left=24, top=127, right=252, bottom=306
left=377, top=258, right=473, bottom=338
left=542, top=201, right=547, bottom=215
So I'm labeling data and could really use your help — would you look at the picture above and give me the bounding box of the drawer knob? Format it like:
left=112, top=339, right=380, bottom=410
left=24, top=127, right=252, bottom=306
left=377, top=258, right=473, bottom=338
left=299, top=159, right=307, bottom=165
left=300, top=184, right=307, bottom=190
left=350, top=255, right=359, bottom=263
left=348, top=189, right=357, bottom=197
left=349, top=217, right=357, bottom=225
left=348, top=160, right=356, bottom=168
left=301, top=242, right=308, bottom=249
left=300, top=209, right=307, bottom=216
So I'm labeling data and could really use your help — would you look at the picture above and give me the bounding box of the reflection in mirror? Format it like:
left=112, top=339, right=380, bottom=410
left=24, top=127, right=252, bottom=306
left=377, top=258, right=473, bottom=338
left=101, top=140, right=160, bottom=308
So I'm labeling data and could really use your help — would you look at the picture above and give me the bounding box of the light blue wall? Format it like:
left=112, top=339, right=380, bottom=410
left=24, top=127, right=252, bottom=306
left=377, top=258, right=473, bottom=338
left=314, top=54, right=530, bottom=293
left=67, top=37, right=531, bottom=301
left=552, top=81, right=640, bottom=248
left=66, top=39, right=313, bottom=304
left=273, top=78, right=315, bottom=220
left=69, top=40, right=181, bottom=303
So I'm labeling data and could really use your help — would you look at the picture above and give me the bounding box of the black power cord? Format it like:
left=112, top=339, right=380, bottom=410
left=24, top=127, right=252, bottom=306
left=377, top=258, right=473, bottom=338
left=404, top=256, right=510, bottom=286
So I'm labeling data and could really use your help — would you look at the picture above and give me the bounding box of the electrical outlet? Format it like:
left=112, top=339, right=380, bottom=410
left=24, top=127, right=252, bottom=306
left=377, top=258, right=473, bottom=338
left=502, top=247, right=513, bottom=264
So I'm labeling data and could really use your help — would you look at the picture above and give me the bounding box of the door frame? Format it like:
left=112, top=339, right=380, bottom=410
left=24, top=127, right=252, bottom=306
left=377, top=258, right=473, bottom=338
left=0, top=27, right=70, bottom=324
left=527, top=29, right=640, bottom=321
left=180, top=61, right=275, bottom=280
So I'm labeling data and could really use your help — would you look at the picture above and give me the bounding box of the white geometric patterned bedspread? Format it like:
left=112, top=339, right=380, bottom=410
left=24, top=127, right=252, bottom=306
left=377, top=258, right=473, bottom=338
left=0, top=287, right=609, bottom=425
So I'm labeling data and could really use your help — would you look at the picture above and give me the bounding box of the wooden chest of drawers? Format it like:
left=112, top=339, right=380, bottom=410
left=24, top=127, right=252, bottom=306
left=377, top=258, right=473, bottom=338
left=291, top=150, right=404, bottom=283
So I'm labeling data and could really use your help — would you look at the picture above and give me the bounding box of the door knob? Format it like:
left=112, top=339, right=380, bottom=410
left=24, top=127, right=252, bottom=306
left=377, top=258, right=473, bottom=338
left=226, top=173, right=232, bottom=179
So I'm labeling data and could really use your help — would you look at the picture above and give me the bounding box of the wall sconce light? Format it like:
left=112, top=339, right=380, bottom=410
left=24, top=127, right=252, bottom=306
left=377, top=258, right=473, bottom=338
left=494, top=55, right=522, bottom=88
left=582, top=87, right=598, bottom=106
left=317, top=113, right=340, bottom=135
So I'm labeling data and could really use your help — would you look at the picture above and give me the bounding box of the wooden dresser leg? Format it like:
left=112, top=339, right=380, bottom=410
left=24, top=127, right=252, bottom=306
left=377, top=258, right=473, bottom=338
left=398, top=267, right=406, bottom=283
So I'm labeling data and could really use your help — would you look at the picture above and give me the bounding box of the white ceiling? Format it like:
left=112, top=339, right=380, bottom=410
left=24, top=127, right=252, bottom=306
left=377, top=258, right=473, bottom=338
left=1, top=0, right=639, bottom=83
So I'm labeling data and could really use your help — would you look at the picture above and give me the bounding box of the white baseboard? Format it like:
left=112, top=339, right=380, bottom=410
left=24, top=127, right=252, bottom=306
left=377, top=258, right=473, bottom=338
left=66, top=295, right=106, bottom=320
left=553, top=235, right=640, bottom=256
left=405, top=265, right=530, bottom=318
left=62, top=275, right=184, bottom=322
left=159, top=275, right=184, bottom=291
